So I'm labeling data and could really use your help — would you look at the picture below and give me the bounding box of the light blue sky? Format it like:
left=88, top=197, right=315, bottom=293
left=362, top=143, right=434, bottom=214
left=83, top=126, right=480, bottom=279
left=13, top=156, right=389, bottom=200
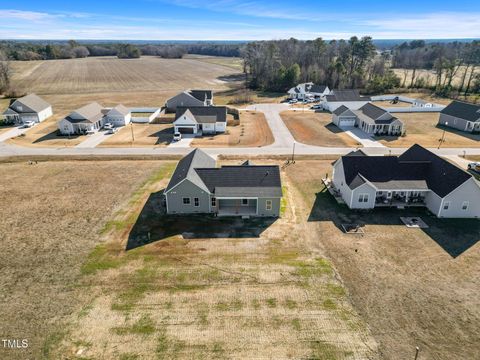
left=1, top=1, right=479, bottom=40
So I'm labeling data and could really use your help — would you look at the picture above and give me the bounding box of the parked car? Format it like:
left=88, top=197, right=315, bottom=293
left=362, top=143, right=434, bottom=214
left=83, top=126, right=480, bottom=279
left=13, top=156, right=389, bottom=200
left=86, top=129, right=95, bottom=135
left=311, top=104, right=323, bottom=110
left=173, top=132, right=182, bottom=141
left=103, top=123, right=114, bottom=130
left=106, top=128, right=118, bottom=134
left=289, top=99, right=298, bottom=104
left=468, top=162, right=480, bottom=172
left=23, top=121, right=35, bottom=128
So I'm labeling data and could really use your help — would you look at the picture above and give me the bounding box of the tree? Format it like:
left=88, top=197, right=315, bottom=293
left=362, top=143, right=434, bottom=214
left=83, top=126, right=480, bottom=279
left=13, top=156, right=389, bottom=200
left=0, top=50, right=11, bottom=94
left=117, top=44, right=141, bottom=59
left=72, top=46, right=90, bottom=58
left=45, top=44, right=60, bottom=59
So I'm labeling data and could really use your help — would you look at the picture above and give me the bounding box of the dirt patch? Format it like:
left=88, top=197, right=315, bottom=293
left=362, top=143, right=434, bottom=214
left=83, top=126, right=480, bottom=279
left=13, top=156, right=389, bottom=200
left=375, top=112, right=480, bottom=148
left=281, top=111, right=361, bottom=147
left=191, top=111, right=274, bottom=148
left=99, top=123, right=174, bottom=147
left=286, top=160, right=480, bottom=360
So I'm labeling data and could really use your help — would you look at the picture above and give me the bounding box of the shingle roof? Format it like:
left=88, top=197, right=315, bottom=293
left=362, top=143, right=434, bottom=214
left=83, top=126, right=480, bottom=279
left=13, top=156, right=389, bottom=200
left=189, top=90, right=213, bottom=102
left=64, top=102, right=104, bottom=124
left=326, top=90, right=371, bottom=102
left=108, top=104, right=130, bottom=116
left=7, top=94, right=50, bottom=114
left=176, top=106, right=227, bottom=123
left=333, top=105, right=350, bottom=116
left=340, top=144, right=472, bottom=197
left=351, top=103, right=400, bottom=125
left=441, top=100, right=480, bottom=122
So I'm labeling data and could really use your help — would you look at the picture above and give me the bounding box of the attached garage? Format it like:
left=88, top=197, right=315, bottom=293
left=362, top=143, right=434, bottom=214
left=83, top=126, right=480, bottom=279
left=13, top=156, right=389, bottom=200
left=175, top=126, right=196, bottom=134
left=338, top=116, right=356, bottom=128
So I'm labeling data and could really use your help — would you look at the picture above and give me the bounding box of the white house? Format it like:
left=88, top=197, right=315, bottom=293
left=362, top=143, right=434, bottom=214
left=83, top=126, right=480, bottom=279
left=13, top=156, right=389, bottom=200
left=105, top=104, right=131, bottom=127
left=322, top=90, right=371, bottom=112
left=332, top=103, right=404, bottom=136
left=332, top=144, right=480, bottom=218
left=288, top=83, right=330, bottom=100
left=2, top=94, right=52, bottom=124
left=58, top=102, right=106, bottom=135
left=174, top=106, right=227, bottom=135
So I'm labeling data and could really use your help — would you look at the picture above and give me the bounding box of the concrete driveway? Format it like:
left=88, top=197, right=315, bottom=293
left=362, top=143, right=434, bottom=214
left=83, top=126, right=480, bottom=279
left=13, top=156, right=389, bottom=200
left=342, top=127, right=386, bottom=148
left=0, top=125, right=34, bottom=142
left=75, top=130, right=115, bottom=148
left=168, top=135, right=194, bottom=148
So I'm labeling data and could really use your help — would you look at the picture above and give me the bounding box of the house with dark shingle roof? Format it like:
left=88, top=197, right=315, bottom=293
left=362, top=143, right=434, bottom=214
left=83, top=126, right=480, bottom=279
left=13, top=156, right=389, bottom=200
left=322, top=89, right=371, bottom=112
left=288, top=83, right=330, bottom=100
left=164, top=149, right=283, bottom=217
left=438, top=100, right=480, bottom=133
left=173, top=106, right=227, bottom=135
left=2, top=94, right=52, bottom=124
left=333, top=103, right=404, bottom=136
left=332, top=144, right=480, bottom=218
left=165, top=89, right=214, bottom=112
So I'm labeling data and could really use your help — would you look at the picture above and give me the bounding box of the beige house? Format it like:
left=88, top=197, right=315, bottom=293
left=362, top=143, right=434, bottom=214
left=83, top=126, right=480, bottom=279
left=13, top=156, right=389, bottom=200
left=2, top=94, right=52, bottom=124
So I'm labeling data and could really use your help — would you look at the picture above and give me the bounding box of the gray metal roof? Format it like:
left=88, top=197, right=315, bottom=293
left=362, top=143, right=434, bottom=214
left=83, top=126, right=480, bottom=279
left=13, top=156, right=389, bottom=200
left=441, top=100, right=480, bottom=122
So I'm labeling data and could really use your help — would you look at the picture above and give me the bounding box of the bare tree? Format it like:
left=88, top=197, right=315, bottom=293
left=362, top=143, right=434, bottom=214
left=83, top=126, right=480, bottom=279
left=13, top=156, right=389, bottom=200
left=0, top=50, right=12, bottom=94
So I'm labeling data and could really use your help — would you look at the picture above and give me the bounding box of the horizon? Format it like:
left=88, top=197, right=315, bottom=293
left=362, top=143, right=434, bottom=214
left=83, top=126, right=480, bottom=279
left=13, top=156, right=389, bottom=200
left=1, top=1, right=479, bottom=40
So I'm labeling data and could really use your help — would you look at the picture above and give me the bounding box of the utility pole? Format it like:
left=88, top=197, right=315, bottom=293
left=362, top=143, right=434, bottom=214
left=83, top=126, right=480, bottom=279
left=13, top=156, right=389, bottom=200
left=292, top=142, right=296, bottom=164
left=414, top=346, right=420, bottom=360
left=130, top=122, right=135, bottom=143
left=438, top=121, right=448, bottom=149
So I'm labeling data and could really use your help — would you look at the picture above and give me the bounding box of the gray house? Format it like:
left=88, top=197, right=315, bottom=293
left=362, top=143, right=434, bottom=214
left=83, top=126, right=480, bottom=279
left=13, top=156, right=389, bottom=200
left=333, top=103, right=404, bottom=136
left=164, top=149, right=283, bottom=217
left=438, top=100, right=480, bottom=133
left=166, top=90, right=214, bottom=112
left=332, top=144, right=480, bottom=218
left=2, top=94, right=52, bottom=124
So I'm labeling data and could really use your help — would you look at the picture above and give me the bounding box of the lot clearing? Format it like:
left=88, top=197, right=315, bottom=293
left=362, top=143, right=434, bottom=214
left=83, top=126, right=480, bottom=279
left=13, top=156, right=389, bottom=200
left=99, top=123, right=174, bottom=147
left=375, top=112, right=480, bottom=148
left=191, top=111, right=274, bottom=147
left=285, top=160, right=480, bottom=360
left=0, top=159, right=378, bottom=359
left=281, top=111, right=361, bottom=147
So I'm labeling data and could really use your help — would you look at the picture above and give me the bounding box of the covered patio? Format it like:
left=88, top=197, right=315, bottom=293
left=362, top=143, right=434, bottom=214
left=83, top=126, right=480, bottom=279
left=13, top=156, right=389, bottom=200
left=217, top=198, right=258, bottom=216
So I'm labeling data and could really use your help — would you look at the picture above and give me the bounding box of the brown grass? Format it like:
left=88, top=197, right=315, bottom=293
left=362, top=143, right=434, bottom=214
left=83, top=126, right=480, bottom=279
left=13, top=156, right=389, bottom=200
left=375, top=112, right=480, bottom=148
left=0, top=160, right=174, bottom=360
left=281, top=111, right=361, bottom=147
left=191, top=111, right=274, bottom=147
left=393, top=67, right=480, bottom=89
left=286, top=160, right=480, bottom=360
left=99, top=123, right=173, bottom=148
left=466, top=155, right=480, bottom=161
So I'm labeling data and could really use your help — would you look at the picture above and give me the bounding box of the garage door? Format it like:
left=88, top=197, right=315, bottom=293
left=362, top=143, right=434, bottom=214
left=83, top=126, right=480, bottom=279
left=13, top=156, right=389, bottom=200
left=339, top=117, right=355, bottom=127
left=178, top=127, right=195, bottom=134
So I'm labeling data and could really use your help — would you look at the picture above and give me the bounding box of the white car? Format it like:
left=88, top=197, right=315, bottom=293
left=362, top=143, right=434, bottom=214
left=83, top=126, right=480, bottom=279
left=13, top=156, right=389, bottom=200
left=103, top=123, right=114, bottom=130
left=106, top=128, right=118, bottom=134
left=468, top=162, right=480, bottom=172
left=173, top=132, right=182, bottom=141
left=311, top=104, right=323, bottom=110
left=289, top=99, right=298, bottom=104
left=23, top=120, right=35, bottom=128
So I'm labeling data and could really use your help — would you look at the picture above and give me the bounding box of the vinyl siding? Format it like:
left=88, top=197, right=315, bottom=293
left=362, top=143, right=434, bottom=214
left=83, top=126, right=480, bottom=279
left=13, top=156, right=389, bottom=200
left=166, top=180, right=211, bottom=214
left=438, top=113, right=470, bottom=132
left=257, top=197, right=281, bottom=217
left=332, top=160, right=353, bottom=205
left=350, top=183, right=376, bottom=209
left=437, top=178, right=480, bottom=218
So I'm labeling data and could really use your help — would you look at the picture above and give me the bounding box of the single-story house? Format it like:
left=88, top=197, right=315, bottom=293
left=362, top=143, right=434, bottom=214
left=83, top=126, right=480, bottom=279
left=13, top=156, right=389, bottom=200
left=333, top=103, right=404, bottom=136
left=105, top=104, right=131, bottom=127
left=166, top=90, right=214, bottom=112
left=173, top=106, right=227, bottom=135
left=288, top=83, right=330, bottom=100
left=438, top=100, right=480, bottom=133
left=2, top=94, right=52, bottom=124
left=332, top=144, right=480, bottom=218
left=58, top=102, right=106, bottom=135
left=322, top=90, right=371, bottom=112
left=164, top=149, right=283, bottom=217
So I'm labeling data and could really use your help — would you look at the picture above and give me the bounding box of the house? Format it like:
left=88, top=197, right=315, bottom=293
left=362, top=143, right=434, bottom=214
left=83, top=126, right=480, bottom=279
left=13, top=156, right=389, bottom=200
left=333, top=103, right=404, bottom=136
left=173, top=106, right=227, bottom=135
left=288, top=83, right=330, bottom=100
left=105, top=104, right=131, bottom=127
left=438, top=100, right=480, bottom=133
left=322, top=90, right=371, bottom=112
left=332, top=144, right=480, bottom=218
left=412, top=99, right=434, bottom=108
left=58, top=102, right=106, bottom=135
left=164, top=149, right=283, bottom=217
left=2, top=94, right=52, bottom=124
left=166, top=90, right=214, bottom=112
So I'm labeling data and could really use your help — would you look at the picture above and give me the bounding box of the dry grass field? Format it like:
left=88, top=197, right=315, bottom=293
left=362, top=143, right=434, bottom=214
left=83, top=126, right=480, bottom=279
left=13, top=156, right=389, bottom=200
left=393, top=67, right=480, bottom=89
left=191, top=111, right=274, bottom=147
left=0, top=160, right=172, bottom=360
left=99, top=123, right=174, bottom=147
left=184, top=54, right=244, bottom=71
left=375, top=112, right=480, bottom=148
left=0, top=159, right=378, bottom=359
left=286, top=160, right=480, bottom=360
left=281, top=111, right=361, bottom=147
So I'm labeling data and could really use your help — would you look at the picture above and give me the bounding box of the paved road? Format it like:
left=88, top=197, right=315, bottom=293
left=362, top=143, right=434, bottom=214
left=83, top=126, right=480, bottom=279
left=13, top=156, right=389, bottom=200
left=0, top=104, right=479, bottom=159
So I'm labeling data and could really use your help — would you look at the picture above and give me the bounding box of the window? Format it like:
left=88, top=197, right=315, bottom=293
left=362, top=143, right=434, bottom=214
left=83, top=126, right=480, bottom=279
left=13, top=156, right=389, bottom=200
left=266, top=200, right=272, bottom=211
left=183, top=197, right=190, bottom=205
left=443, top=201, right=450, bottom=210
left=211, top=197, right=216, bottom=207
left=462, top=201, right=469, bottom=211
left=194, top=198, right=199, bottom=207
left=242, top=199, right=249, bottom=206
left=358, top=194, right=369, bottom=203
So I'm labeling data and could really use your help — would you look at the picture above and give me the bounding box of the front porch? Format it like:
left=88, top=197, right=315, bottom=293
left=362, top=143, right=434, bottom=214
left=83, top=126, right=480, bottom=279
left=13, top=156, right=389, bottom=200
left=375, top=190, right=427, bottom=208
left=217, top=198, right=258, bottom=216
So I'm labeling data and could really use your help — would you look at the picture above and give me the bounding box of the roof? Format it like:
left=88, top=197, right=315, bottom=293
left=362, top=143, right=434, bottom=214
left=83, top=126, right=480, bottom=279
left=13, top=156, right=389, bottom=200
left=175, top=106, right=227, bottom=123
left=339, top=144, right=473, bottom=197
left=64, top=102, right=104, bottom=124
left=108, top=104, right=130, bottom=116
left=352, top=103, right=399, bottom=125
left=189, top=90, right=213, bottom=102
left=165, top=150, right=282, bottom=197
left=289, top=83, right=328, bottom=95
left=326, top=90, right=371, bottom=102
left=6, top=94, right=50, bottom=114
left=441, top=100, right=480, bottom=122
left=333, top=105, right=350, bottom=116
left=196, top=166, right=282, bottom=197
